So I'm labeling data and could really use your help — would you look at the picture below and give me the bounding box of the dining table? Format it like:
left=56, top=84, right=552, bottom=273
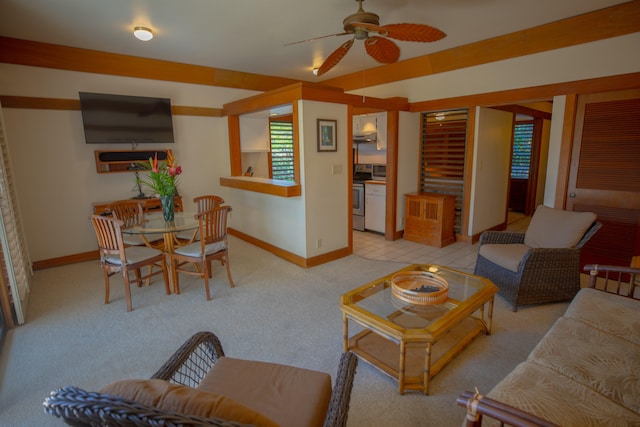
left=121, top=211, right=199, bottom=293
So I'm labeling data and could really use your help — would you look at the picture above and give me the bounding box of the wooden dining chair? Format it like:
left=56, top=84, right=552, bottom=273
left=89, top=215, right=170, bottom=312
left=176, top=195, right=225, bottom=242
left=170, top=205, right=234, bottom=300
left=108, top=199, right=162, bottom=247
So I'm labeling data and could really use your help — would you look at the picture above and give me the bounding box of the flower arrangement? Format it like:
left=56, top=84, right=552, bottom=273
left=137, top=150, right=182, bottom=197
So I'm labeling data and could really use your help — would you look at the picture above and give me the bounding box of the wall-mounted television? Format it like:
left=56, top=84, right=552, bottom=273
left=79, top=92, right=175, bottom=144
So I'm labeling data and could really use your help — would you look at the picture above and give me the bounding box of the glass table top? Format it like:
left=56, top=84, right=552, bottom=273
left=121, top=212, right=199, bottom=235
left=341, top=264, right=497, bottom=332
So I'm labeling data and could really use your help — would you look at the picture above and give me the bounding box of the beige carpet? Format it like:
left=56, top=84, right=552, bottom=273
left=0, top=236, right=569, bottom=426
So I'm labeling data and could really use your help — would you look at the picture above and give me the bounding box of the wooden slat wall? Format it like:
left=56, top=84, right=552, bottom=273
left=577, top=98, right=640, bottom=192
left=420, top=110, right=469, bottom=234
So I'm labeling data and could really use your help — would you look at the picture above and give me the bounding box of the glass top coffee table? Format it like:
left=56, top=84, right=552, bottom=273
left=340, top=264, right=498, bottom=395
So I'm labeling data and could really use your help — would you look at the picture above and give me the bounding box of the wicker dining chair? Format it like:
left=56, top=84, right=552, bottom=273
left=44, top=331, right=359, bottom=427
left=89, top=215, right=170, bottom=312
left=171, top=205, right=234, bottom=300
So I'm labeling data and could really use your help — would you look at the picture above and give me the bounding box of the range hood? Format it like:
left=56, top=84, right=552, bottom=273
left=353, top=132, right=377, bottom=144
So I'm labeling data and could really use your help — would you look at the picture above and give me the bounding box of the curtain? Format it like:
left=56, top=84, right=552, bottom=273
left=0, top=102, right=32, bottom=325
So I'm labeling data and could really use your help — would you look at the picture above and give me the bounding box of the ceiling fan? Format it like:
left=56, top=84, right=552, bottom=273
left=289, top=0, right=446, bottom=76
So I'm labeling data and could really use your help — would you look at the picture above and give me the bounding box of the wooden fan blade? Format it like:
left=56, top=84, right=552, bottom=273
left=365, top=36, right=400, bottom=64
left=316, top=39, right=354, bottom=76
left=284, top=32, right=351, bottom=46
left=380, top=23, right=446, bottom=42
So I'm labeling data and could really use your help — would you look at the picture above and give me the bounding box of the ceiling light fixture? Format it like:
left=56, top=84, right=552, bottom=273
left=312, top=68, right=319, bottom=76
left=133, top=26, right=153, bottom=41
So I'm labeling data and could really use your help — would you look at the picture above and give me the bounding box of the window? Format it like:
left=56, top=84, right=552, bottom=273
left=269, top=116, right=294, bottom=182
left=511, top=121, right=533, bottom=179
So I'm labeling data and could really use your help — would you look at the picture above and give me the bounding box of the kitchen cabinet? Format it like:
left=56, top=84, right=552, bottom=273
left=404, top=193, right=455, bottom=247
left=353, top=112, right=387, bottom=150
left=354, top=114, right=378, bottom=136
left=240, top=116, right=270, bottom=152
left=365, top=181, right=386, bottom=233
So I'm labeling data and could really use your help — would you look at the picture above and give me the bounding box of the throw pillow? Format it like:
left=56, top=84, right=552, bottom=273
left=524, top=205, right=596, bottom=248
left=100, top=378, right=279, bottom=427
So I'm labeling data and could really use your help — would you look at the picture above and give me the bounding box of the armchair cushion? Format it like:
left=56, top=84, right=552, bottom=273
left=100, top=378, right=279, bottom=427
left=524, top=205, right=596, bottom=248
left=478, top=243, right=530, bottom=273
left=198, top=356, right=333, bottom=427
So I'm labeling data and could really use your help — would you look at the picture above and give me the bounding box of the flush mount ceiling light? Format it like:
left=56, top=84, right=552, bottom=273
left=133, top=26, right=153, bottom=41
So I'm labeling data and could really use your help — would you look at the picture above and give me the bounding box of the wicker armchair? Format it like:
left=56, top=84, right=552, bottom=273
left=474, top=206, right=601, bottom=311
left=44, top=331, right=358, bottom=427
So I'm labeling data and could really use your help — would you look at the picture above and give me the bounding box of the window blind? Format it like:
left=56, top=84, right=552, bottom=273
left=511, top=121, right=533, bottom=179
left=0, top=103, right=32, bottom=325
left=269, top=120, right=295, bottom=182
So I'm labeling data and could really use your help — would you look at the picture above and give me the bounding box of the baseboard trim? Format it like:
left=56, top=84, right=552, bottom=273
left=32, top=250, right=99, bottom=270
left=228, top=228, right=349, bottom=268
left=32, top=231, right=351, bottom=271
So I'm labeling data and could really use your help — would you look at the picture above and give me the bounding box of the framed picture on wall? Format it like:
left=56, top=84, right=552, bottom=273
left=317, top=119, right=337, bottom=152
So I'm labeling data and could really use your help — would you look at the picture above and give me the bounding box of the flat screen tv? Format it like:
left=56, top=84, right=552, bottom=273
left=79, top=92, right=175, bottom=144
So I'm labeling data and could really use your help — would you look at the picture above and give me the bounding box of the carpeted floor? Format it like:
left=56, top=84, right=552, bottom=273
left=0, top=234, right=568, bottom=426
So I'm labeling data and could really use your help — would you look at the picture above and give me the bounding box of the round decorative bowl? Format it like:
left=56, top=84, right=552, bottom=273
left=390, top=271, right=449, bottom=305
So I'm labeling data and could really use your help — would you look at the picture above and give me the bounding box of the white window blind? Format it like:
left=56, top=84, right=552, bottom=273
left=270, top=120, right=295, bottom=182
left=0, top=103, right=32, bottom=325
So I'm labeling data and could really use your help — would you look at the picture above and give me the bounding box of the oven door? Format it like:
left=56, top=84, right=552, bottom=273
left=353, top=183, right=365, bottom=215
left=353, top=183, right=365, bottom=231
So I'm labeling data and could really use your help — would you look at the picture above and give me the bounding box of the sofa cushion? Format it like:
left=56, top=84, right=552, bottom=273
left=478, top=243, right=530, bottom=273
left=487, top=361, right=640, bottom=427
left=528, top=316, right=640, bottom=414
left=198, top=356, right=333, bottom=427
left=524, top=205, right=596, bottom=248
left=564, top=288, right=640, bottom=346
left=100, top=378, right=279, bottom=427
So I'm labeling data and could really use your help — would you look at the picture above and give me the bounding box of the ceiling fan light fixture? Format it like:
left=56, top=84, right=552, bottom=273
left=133, top=26, right=153, bottom=41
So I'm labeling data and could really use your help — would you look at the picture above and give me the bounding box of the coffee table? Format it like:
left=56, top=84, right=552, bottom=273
left=340, top=264, right=498, bottom=395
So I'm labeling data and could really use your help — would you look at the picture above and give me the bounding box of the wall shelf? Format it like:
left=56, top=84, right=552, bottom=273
left=94, top=150, right=169, bottom=174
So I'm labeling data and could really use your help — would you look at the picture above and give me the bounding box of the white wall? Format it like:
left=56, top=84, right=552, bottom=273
left=469, top=107, right=513, bottom=235
left=396, top=111, right=421, bottom=232
left=301, top=101, right=349, bottom=256
left=351, top=33, right=640, bottom=102
left=1, top=31, right=639, bottom=261
left=0, top=63, right=256, bottom=261
left=224, top=100, right=349, bottom=259
left=544, top=95, right=567, bottom=207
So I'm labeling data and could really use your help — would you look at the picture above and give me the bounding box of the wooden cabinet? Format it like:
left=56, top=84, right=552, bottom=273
left=93, top=195, right=183, bottom=216
left=94, top=150, right=169, bottom=174
left=240, top=116, right=270, bottom=152
left=404, top=193, right=455, bottom=248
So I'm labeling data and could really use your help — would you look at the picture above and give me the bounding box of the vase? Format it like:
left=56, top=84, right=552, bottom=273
left=160, top=194, right=175, bottom=222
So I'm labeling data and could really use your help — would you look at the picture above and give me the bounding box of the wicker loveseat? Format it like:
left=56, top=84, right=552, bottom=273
left=474, top=205, right=601, bottom=311
left=44, top=331, right=358, bottom=427
left=458, top=264, right=640, bottom=426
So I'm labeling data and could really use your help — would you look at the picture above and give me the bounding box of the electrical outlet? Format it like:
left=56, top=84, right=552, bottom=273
left=331, top=164, right=342, bottom=175
left=316, top=239, right=322, bottom=248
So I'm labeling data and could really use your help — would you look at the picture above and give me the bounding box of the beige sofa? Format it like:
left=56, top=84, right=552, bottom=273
left=459, top=264, right=640, bottom=426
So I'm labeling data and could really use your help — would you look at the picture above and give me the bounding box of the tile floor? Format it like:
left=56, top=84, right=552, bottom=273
left=353, top=213, right=531, bottom=274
